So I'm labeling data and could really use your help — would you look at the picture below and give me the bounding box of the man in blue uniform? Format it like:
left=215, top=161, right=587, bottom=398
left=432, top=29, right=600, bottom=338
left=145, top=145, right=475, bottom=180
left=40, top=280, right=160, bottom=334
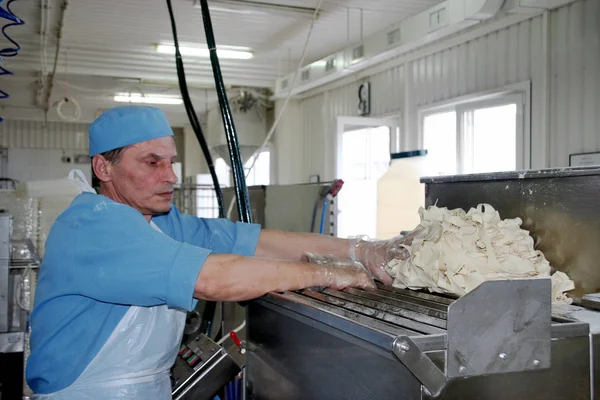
left=26, top=106, right=412, bottom=399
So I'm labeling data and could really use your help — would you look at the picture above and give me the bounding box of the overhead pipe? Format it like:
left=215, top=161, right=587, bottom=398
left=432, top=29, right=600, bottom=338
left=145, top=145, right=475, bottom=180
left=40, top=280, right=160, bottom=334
left=41, top=0, right=68, bottom=122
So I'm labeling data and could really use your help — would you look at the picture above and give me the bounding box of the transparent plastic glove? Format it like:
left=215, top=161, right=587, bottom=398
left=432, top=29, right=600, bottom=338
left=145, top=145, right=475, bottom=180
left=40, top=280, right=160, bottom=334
left=349, top=227, right=424, bottom=286
left=303, top=252, right=376, bottom=290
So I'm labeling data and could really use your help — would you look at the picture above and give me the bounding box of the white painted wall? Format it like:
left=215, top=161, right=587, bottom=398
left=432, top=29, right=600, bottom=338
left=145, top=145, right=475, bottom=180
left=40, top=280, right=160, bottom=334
left=0, top=120, right=91, bottom=182
left=0, top=120, right=200, bottom=183
left=8, top=148, right=92, bottom=183
left=274, top=0, right=600, bottom=184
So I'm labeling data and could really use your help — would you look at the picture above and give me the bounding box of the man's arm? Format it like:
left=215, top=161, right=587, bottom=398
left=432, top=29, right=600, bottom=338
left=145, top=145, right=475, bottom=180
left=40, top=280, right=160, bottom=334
left=255, top=229, right=350, bottom=262
left=254, top=228, right=422, bottom=286
left=194, top=254, right=374, bottom=301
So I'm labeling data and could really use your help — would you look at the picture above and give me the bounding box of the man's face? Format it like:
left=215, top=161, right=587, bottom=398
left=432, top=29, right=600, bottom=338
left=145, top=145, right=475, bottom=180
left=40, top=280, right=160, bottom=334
left=108, top=136, right=178, bottom=216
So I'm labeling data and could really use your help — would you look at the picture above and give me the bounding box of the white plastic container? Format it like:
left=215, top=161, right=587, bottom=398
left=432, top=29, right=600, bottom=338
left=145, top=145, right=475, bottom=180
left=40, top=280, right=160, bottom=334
left=377, top=150, right=429, bottom=239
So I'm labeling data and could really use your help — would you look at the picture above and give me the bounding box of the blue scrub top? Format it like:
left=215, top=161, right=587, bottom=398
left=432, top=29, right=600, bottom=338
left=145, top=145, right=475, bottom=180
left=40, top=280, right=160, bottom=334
left=26, top=192, right=261, bottom=394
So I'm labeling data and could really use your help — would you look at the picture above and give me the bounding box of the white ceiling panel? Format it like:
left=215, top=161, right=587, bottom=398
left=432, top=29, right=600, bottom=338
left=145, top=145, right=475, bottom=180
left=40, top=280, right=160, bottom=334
left=2, top=0, right=444, bottom=122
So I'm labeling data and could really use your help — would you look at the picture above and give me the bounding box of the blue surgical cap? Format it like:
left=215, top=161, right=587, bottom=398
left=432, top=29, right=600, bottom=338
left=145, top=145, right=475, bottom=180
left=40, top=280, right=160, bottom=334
left=89, top=106, right=174, bottom=157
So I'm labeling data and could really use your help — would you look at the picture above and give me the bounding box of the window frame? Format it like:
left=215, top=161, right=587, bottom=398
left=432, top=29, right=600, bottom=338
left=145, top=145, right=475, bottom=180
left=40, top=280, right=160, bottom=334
left=336, top=116, right=400, bottom=179
left=418, top=81, right=531, bottom=174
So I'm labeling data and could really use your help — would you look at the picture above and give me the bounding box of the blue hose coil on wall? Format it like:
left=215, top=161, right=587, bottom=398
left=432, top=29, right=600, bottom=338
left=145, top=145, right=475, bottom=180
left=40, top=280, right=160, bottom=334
left=0, top=0, right=25, bottom=122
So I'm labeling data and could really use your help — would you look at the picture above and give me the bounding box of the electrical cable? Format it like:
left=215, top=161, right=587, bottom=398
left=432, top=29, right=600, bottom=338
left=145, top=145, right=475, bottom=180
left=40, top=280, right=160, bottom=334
left=198, top=0, right=252, bottom=224
left=55, top=50, right=81, bottom=121
left=165, top=0, right=225, bottom=339
left=166, top=0, right=225, bottom=219
left=226, top=0, right=324, bottom=219
left=0, top=0, right=25, bottom=122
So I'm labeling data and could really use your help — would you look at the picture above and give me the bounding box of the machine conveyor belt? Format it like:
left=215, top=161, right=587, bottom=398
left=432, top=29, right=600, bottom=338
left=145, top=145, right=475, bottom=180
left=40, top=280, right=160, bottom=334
left=280, top=283, right=586, bottom=339
left=294, top=283, right=454, bottom=335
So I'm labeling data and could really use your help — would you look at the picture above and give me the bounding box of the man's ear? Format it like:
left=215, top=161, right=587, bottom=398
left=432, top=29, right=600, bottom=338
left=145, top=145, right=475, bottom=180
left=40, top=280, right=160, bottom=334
left=92, top=155, right=113, bottom=182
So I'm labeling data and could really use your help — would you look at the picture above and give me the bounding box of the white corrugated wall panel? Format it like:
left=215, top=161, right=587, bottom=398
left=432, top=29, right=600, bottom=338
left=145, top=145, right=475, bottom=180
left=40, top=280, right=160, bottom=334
left=290, top=15, right=545, bottom=182
left=549, top=0, right=600, bottom=167
left=0, top=120, right=89, bottom=151
left=408, top=18, right=542, bottom=107
left=293, top=65, right=405, bottom=182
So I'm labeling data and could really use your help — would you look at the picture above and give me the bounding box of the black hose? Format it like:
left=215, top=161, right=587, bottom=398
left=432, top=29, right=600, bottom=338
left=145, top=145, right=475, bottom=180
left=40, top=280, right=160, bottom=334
left=165, top=0, right=222, bottom=338
left=165, top=0, right=225, bottom=218
left=197, top=0, right=253, bottom=224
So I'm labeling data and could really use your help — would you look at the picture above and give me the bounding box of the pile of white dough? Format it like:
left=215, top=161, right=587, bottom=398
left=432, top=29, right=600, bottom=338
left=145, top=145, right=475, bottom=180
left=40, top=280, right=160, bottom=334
left=384, top=204, right=575, bottom=304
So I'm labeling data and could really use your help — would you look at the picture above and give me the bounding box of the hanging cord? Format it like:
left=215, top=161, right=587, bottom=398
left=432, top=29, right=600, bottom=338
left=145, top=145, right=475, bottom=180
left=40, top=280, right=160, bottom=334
left=55, top=49, right=81, bottom=121
left=0, top=0, right=25, bottom=122
left=165, top=0, right=225, bottom=218
left=226, top=0, right=323, bottom=218
left=198, top=0, right=252, bottom=223
left=165, top=0, right=225, bottom=338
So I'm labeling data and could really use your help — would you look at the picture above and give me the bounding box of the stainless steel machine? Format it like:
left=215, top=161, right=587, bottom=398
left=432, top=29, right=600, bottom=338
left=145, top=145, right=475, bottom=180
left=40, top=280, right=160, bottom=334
left=245, top=166, right=600, bottom=400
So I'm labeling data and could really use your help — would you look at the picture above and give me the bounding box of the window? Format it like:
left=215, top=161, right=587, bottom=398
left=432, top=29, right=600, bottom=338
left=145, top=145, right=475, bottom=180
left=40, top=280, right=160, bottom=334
left=467, top=104, right=517, bottom=173
left=337, top=126, right=390, bottom=239
left=423, top=111, right=457, bottom=176
left=422, top=94, right=523, bottom=175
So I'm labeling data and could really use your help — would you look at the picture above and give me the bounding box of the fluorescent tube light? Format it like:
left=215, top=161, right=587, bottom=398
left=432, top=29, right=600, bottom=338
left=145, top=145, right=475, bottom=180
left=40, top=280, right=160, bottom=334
left=156, top=44, right=253, bottom=59
left=114, top=93, right=183, bottom=105
left=194, top=0, right=317, bottom=19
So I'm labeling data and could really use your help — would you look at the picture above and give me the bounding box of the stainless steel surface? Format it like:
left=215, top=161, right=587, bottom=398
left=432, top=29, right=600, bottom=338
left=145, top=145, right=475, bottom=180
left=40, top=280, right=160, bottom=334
left=393, top=336, right=447, bottom=397
left=551, top=320, right=590, bottom=339
left=248, top=275, right=596, bottom=399
left=224, top=182, right=338, bottom=233
left=446, top=279, right=551, bottom=378
left=263, top=291, right=412, bottom=348
left=583, top=293, right=600, bottom=311
left=246, top=300, right=422, bottom=400
left=305, top=289, right=445, bottom=334
left=0, top=214, right=10, bottom=333
left=421, top=166, right=600, bottom=183
left=0, top=332, right=23, bottom=353
left=592, top=334, right=600, bottom=400
left=421, top=335, right=592, bottom=400
left=223, top=186, right=266, bottom=227
left=422, top=166, right=600, bottom=300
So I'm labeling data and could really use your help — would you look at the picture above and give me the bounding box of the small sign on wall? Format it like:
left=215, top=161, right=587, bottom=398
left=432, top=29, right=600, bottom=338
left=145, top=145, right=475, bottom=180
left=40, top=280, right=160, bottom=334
left=358, top=82, right=371, bottom=116
left=569, top=152, right=600, bottom=167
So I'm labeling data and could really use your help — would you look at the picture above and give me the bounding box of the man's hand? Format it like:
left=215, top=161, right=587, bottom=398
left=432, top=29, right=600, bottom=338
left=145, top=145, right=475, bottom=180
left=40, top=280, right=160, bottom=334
left=303, top=252, right=376, bottom=290
left=349, top=228, right=422, bottom=285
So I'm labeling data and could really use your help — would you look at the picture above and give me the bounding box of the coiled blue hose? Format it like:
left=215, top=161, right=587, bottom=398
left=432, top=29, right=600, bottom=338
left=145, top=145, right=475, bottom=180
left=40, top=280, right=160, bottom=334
left=0, top=0, right=24, bottom=122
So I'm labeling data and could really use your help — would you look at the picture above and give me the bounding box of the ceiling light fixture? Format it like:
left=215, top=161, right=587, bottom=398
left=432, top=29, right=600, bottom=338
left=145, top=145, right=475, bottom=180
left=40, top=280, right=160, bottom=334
left=156, top=44, right=253, bottom=59
left=195, top=0, right=318, bottom=19
left=114, top=93, right=183, bottom=105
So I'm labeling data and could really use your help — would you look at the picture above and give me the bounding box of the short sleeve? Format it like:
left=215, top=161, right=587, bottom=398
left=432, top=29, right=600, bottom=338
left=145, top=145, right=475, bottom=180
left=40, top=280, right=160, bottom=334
left=153, top=207, right=261, bottom=256
left=73, top=201, right=210, bottom=311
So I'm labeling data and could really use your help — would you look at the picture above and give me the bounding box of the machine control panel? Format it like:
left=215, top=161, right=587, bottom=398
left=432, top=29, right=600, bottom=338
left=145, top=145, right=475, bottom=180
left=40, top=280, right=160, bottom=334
left=176, top=334, right=220, bottom=371
left=171, top=334, right=240, bottom=400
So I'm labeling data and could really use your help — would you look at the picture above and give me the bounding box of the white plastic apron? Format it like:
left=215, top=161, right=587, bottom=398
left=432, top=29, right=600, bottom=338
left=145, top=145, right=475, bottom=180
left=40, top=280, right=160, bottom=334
left=34, top=171, right=187, bottom=399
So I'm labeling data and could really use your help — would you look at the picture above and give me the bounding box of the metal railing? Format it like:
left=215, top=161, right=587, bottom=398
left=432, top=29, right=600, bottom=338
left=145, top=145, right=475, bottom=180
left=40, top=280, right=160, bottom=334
left=174, top=184, right=221, bottom=218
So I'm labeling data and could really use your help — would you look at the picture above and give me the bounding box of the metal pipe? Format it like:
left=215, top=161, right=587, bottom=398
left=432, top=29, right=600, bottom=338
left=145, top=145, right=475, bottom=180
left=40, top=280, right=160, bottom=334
left=198, top=0, right=252, bottom=223
left=42, top=0, right=68, bottom=120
